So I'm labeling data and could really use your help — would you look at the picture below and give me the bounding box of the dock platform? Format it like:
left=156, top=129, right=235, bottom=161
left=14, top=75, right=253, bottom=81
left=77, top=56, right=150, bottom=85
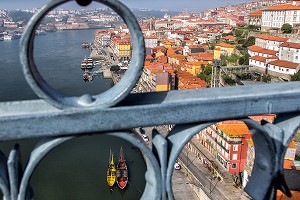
left=103, top=69, right=112, bottom=79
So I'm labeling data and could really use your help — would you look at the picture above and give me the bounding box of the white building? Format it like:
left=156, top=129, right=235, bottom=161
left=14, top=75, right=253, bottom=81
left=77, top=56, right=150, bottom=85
left=255, top=34, right=288, bottom=51
left=248, top=33, right=300, bottom=78
left=279, top=42, right=300, bottom=63
left=267, top=60, right=300, bottom=75
left=248, top=10, right=262, bottom=27
left=261, top=1, right=300, bottom=31
left=144, top=36, right=158, bottom=48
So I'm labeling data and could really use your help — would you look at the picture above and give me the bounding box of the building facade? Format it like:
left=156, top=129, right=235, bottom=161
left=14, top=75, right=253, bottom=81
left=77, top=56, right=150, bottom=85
left=261, top=2, right=300, bottom=31
left=198, top=121, right=250, bottom=175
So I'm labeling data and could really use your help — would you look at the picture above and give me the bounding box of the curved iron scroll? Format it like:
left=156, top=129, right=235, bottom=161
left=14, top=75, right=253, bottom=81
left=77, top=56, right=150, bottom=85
left=0, top=0, right=300, bottom=199
left=20, top=0, right=145, bottom=109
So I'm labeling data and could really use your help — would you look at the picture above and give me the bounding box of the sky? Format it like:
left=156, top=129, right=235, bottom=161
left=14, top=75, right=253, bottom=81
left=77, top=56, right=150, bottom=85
left=0, top=0, right=250, bottom=11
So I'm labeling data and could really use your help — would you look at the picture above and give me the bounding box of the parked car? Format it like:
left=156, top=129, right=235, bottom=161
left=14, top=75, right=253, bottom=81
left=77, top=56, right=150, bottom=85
left=174, top=162, right=181, bottom=170
left=142, top=134, right=149, bottom=142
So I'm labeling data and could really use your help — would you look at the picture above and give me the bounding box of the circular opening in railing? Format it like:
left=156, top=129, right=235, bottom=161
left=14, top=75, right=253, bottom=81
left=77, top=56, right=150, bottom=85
left=30, top=135, right=147, bottom=199
left=0, top=135, right=147, bottom=199
left=20, top=0, right=145, bottom=109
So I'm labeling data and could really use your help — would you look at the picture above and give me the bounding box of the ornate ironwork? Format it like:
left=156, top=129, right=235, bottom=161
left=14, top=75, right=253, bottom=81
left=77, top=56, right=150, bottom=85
left=0, top=0, right=300, bottom=199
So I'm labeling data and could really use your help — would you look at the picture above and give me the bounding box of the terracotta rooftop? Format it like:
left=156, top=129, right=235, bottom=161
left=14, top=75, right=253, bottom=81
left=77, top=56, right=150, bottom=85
left=256, top=34, right=288, bottom=42
left=215, top=43, right=236, bottom=48
left=263, top=3, right=300, bottom=11
left=250, top=55, right=267, bottom=62
left=249, top=114, right=276, bottom=124
left=197, top=52, right=214, bottom=61
left=249, top=10, right=263, bottom=17
left=216, top=121, right=251, bottom=138
left=268, top=60, right=299, bottom=69
left=248, top=45, right=277, bottom=55
left=224, top=35, right=235, bottom=40
left=280, top=42, right=300, bottom=49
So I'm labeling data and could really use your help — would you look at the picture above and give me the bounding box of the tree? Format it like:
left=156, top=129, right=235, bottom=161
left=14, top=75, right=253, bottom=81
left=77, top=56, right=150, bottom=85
left=197, top=64, right=212, bottom=84
left=234, top=29, right=244, bottom=37
left=248, top=25, right=260, bottom=31
left=239, top=57, right=245, bottom=65
left=237, top=38, right=246, bottom=44
left=281, top=23, right=292, bottom=34
left=242, top=36, right=255, bottom=48
left=291, top=71, right=300, bottom=81
left=261, top=75, right=271, bottom=83
left=222, top=74, right=236, bottom=86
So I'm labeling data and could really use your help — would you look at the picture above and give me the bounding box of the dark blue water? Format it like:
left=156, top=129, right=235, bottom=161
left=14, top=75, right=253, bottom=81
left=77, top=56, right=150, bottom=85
left=0, top=29, right=113, bottom=102
left=0, top=29, right=146, bottom=199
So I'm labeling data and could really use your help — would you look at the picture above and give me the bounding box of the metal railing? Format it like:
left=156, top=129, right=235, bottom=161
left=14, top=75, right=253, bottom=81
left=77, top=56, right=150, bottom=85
left=1, top=0, right=300, bottom=199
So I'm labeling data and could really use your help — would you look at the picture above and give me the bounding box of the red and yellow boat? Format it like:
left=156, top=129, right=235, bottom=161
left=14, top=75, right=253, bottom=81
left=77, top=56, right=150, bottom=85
left=116, top=146, right=128, bottom=189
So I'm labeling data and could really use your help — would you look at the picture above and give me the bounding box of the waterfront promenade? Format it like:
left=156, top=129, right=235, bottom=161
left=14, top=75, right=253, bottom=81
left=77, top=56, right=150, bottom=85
left=134, top=126, right=251, bottom=200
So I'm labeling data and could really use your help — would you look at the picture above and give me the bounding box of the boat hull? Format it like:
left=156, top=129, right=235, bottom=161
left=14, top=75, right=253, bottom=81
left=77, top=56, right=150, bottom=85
left=107, top=167, right=116, bottom=187
left=106, top=150, right=116, bottom=187
left=116, top=147, right=128, bottom=190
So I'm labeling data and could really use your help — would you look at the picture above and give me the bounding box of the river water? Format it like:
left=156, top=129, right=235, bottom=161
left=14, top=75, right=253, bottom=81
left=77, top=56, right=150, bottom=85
left=0, top=29, right=146, bottom=199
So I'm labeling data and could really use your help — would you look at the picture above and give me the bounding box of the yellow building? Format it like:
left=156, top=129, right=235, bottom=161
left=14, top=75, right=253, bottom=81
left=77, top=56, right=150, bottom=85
left=214, top=43, right=236, bottom=60
left=160, top=40, right=175, bottom=48
left=183, top=61, right=208, bottom=76
left=110, top=39, right=131, bottom=61
left=141, top=64, right=175, bottom=92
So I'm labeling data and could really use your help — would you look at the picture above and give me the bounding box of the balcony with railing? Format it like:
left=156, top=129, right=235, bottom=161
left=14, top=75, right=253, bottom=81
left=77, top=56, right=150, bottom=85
left=0, top=0, right=300, bottom=200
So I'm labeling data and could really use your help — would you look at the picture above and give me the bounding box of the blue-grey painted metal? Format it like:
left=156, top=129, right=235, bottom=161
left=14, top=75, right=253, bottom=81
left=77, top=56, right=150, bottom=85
left=166, top=123, right=212, bottom=200
left=20, top=0, right=145, bottom=109
left=8, top=144, right=22, bottom=200
left=152, top=130, right=168, bottom=200
left=0, top=0, right=300, bottom=199
left=0, top=150, right=9, bottom=200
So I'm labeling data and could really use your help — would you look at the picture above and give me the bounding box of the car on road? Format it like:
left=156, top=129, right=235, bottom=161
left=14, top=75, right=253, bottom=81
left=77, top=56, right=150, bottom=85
left=174, top=162, right=181, bottom=170
left=142, top=134, right=149, bottom=142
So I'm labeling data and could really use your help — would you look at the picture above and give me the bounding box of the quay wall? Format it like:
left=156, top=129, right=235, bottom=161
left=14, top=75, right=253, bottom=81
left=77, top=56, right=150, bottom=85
left=179, top=158, right=211, bottom=200
left=103, top=69, right=112, bottom=79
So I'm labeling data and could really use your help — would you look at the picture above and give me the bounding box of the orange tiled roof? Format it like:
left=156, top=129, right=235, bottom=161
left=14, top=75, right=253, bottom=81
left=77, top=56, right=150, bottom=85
left=167, top=48, right=175, bottom=56
left=268, top=60, right=299, bottom=69
left=145, top=55, right=154, bottom=60
left=283, top=160, right=300, bottom=170
left=249, top=114, right=276, bottom=124
left=250, top=55, right=267, bottom=62
left=185, top=61, right=208, bottom=66
left=249, top=10, right=263, bottom=17
left=280, top=42, right=300, bottom=49
left=179, top=84, right=206, bottom=90
left=277, top=190, right=300, bottom=200
left=145, top=35, right=158, bottom=39
left=197, top=52, right=214, bottom=61
left=215, top=43, right=235, bottom=48
left=256, top=34, right=288, bottom=42
left=248, top=45, right=277, bottom=55
left=157, top=55, right=168, bottom=64
left=224, top=35, right=235, bottom=40
left=288, top=140, right=296, bottom=149
left=216, top=121, right=251, bottom=137
left=144, top=61, right=151, bottom=66
left=264, top=3, right=300, bottom=11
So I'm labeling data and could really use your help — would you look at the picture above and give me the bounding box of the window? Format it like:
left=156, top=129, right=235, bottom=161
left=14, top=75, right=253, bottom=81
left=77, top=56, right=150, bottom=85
left=296, top=56, right=298, bottom=59
left=233, top=144, right=238, bottom=151
left=232, top=153, right=238, bottom=160
left=232, top=163, right=237, bottom=168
